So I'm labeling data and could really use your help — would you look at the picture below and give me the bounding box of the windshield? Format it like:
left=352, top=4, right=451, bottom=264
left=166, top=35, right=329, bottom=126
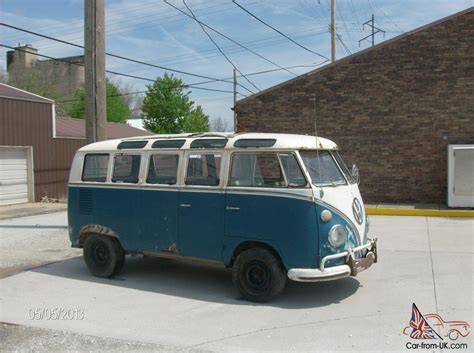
left=333, top=151, right=355, bottom=184
left=299, top=150, right=347, bottom=186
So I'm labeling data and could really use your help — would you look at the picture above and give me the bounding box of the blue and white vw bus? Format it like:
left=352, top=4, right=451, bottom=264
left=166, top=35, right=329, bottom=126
left=68, top=133, right=377, bottom=302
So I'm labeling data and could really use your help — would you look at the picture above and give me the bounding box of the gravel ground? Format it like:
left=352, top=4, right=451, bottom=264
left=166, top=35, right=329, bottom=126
left=0, top=323, right=210, bottom=353
left=0, top=212, right=80, bottom=278
left=0, top=203, right=67, bottom=221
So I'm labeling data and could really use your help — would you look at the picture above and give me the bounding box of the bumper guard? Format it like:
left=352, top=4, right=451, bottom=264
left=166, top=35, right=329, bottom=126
left=287, top=237, right=378, bottom=282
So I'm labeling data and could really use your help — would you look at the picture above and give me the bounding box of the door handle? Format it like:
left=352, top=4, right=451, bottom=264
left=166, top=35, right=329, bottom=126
left=226, top=206, right=240, bottom=211
left=180, top=203, right=192, bottom=208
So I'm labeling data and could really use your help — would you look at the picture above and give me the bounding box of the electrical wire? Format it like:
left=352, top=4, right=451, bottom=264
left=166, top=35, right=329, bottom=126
left=0, top=22, right=255, bottom=94
left=336, top=34, right=351, bottom=55
left=232, top=0, right=329, bottom=61
left=0, top=44, right=237, bottom=95
left=181, top=0, right=259, bottom=92
left=57, top=89, right=247, bottom=103
left=163, top=0, right=298, bottom=77
left=108, top=28, right=327, bottom=74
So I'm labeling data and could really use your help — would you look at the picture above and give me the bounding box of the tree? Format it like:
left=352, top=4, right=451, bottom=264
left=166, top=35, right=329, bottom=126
left=121, top=82, right=144, bottom=119
left=65, top=80, right=131, bottom=123
left=210, top=117, right=228, bottom=132
left=141, top=73, right=209, bottom=133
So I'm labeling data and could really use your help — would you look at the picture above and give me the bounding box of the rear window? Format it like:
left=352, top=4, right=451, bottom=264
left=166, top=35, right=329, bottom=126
left=147, top=155, right=179, bottom=185
left=82, top=154, right=109, bottom=182
left=112, top=154, right=141, bottom=183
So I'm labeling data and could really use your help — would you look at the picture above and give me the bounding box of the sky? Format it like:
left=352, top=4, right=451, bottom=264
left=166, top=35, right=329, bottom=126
left=1, top=0, right=472, bottom=131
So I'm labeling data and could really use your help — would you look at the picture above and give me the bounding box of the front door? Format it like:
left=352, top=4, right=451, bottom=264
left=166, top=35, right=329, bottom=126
left=178, top=151, right=225, bottom=260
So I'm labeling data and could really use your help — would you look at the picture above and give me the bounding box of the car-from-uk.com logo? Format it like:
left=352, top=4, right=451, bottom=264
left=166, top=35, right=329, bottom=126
left=403, top=303, right=470, bottom=350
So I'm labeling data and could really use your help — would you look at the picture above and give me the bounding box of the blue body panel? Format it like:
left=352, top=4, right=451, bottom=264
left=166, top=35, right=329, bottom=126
left=315, top=203, right=360, bottom=267
left=69, top=186, right=357, bottom=270
left=138, top=188, right=179, bottom=252
left=224, top=193, right=319, bottom=268
left=178, top=190, right=225, bottom=260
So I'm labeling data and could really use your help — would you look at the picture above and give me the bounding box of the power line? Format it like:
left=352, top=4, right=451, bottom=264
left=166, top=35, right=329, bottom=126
left=0, top=22, right=256, bottom=94
left=368, top=0, right=403, bottom=32
left=57, top=89, right=247, bottom=103
left=336, top=1, right=356, bottom=54
left=3, top=2, right=244, bottom=47
left=163, top=0, right=298, bottom=77
left=108, top=28, right=328, bottom=74
left=181, top=0, right=259, bottom=93
left=232, top=0, right=329, bottom=61
left=0, top=44, right=237, bottom=95
left=336, top=34, right=352, bottom=55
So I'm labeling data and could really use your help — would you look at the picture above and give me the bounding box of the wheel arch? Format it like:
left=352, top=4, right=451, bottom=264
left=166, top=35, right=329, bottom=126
left=227, top=240, right=287, bottom=269
left=79, top=224, right=122, bottom=248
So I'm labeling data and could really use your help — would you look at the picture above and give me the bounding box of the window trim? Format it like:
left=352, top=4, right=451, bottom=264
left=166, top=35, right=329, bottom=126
left=331, top=151, right=356, bottom=184
left=81, top=153, right=110, bottom=183
left=299, top=150, right=348, bottom=187
left=278, top=152, right=308, bottom=188
left=145, top=153, right=181, bottom=186
left=111, top=153, right=143, bottom=184
left=183, top=150, right=224, bottom=188
left=227, top=151, right=308, bottom=189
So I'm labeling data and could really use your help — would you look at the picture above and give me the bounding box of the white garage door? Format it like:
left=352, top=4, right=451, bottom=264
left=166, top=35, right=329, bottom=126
left=0, top=147, right=33, bottom=205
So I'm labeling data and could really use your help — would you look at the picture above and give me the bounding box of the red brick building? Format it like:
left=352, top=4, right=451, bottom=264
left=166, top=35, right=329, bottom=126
left=235, top=8, right=474, bottom=204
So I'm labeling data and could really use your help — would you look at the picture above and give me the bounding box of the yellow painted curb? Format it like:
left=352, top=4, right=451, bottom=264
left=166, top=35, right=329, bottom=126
left=365, top=207, right=474, bottom=218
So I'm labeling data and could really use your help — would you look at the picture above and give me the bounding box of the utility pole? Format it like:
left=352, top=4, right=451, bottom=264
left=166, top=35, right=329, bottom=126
left=233, top=67, right=237, bottom=132
left=330, top=0, right=336, bottom=62
left=371, top=13, right=375, bottom=46
left=358, top=14, right=386, bottom=47
left=85, top=0, right=106, bottom=143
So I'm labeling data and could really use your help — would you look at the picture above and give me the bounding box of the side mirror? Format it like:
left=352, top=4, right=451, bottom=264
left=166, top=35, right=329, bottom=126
left=352, top=164, right=360, bottom=184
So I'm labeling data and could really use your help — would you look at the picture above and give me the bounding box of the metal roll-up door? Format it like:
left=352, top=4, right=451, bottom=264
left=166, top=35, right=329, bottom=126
left=0, top=147, right=34, bottom=205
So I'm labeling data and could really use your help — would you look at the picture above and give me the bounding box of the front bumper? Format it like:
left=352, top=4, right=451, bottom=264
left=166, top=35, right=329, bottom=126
left=287, top=237, right=378, bottom=282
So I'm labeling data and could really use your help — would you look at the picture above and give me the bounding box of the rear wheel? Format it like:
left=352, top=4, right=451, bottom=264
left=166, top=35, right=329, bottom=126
left=232, top=248, right=286, bottom=302
left=83, top=235, right=125, bottom=278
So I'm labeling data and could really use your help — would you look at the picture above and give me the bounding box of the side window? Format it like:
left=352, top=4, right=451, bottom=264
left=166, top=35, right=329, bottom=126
left=229, top=153, right=285, bottom=187
left=186, top=153, right=221, bottom=186
left=147, top=154, right=179, bottom=185
left=112, top=154, right=141, bottom=183
left=82, top=154, right=109, bottom=182
left=279, top=153, right=307, bottom=187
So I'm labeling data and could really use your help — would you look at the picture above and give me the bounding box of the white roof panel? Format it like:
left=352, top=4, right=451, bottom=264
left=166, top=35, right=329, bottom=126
left=78, top=132, right=338, bottom=152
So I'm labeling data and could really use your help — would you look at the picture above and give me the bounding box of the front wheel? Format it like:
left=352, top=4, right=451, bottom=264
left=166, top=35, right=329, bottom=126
left=232, top=248, right=286, bottom=302
left=83, top=235, right=125, bottom=278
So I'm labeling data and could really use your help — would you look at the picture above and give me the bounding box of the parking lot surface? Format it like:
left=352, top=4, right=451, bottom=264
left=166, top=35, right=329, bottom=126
left=0, top=213, right=472, bottom=352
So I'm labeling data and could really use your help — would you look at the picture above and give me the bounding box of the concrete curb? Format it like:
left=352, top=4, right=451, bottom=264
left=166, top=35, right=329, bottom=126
left=365, top=207, right=474, bottom=218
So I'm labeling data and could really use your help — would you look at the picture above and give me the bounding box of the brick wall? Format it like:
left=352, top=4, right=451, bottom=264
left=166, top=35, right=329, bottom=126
left=235, top=9, right=474, bottom=204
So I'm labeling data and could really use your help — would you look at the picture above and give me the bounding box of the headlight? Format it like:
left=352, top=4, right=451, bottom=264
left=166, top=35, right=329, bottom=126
left=328, top=224, right=348, bottom=247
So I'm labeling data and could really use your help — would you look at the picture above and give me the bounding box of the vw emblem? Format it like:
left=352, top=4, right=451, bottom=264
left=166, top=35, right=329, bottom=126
left=352, top=198, right=363, bottom=225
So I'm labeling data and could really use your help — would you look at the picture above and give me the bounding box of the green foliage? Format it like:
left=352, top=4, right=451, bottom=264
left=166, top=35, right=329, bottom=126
left=141, top=73, right=209, bottom=134
left=66, top=80, right=131, bottom=123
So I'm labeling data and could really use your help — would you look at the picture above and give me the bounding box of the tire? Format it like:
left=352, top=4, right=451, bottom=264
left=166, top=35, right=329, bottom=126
left=83, top=235, right=125, bottom=278
left=448, top=330, right=459, bottom=340
left=112, top=255, right=126, bottom=276
left=232, top=248, right=286, bottom=302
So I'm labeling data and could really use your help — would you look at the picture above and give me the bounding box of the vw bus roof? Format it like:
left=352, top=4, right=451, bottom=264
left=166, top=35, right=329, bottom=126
left=78, top=132, right=338, bottom=151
